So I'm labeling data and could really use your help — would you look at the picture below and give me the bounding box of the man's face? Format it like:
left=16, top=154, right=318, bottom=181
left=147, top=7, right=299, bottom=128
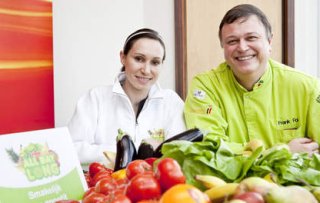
left=220, top=15, right=272, bottom=79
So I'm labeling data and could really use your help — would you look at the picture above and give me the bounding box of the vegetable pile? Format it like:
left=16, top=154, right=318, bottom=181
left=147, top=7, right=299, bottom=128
left=160, top=135, right=320, bottom=189
left=61, top=158, right=206, bottom=203
left=56, top=129, right=320, bottom=203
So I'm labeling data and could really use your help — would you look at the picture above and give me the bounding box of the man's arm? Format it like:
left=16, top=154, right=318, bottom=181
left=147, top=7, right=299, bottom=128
left=290, top=79, right=320, bottom=155
left=184, top=75, right=229, bottom=141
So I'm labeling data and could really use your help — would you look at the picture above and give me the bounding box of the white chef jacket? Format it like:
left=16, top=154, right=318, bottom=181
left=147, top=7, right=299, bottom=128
left=68, top=73, right=186, bottom=167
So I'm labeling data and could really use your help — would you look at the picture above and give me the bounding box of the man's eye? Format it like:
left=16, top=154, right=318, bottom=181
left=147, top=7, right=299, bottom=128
left=226, top=40, right=237, bottom=45
left=247, top=36, right=258, bottom=41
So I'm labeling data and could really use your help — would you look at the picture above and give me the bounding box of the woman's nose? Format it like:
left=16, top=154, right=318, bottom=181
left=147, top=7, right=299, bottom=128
left=141, top=63, right=151, bottom=74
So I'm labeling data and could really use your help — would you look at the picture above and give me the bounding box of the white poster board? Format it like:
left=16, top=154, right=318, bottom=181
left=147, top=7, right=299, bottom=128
left=0, top=127, right=87, bottom=202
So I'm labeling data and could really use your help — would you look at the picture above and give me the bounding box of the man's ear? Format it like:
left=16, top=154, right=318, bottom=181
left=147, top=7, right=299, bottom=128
left=268, top=33, right=273, bottom=53
left=268, top=33, right=273, bottom=44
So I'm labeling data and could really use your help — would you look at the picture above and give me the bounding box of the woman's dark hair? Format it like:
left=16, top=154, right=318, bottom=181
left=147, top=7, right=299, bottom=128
left=121, top=28, right=166, bottom=71
left=218, top=4, right=272, bottom=43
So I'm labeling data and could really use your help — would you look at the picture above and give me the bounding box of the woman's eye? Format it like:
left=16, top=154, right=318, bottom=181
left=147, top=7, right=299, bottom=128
left=152, top=60, right=161, bottom=66
left=134, top=56, right=144, bottom=62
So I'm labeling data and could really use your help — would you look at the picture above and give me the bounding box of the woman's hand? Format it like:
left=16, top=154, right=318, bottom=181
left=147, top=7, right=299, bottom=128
left=288, top=137, right=319, bottom=156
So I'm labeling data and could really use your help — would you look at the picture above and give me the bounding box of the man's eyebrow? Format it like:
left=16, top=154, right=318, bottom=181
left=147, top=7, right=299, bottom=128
left=224, top=32, right=260, bottom=39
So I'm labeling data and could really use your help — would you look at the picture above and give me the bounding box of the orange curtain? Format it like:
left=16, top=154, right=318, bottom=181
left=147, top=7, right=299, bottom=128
left=0, top=0, right=54, bottom=134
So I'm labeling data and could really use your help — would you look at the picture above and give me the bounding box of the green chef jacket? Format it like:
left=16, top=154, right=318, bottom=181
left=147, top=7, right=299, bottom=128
left=184, top=59, right=320, bottom=148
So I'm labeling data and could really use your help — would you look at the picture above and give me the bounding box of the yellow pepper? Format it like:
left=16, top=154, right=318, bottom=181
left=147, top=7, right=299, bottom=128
left=111, top=168, right=127, bottom=180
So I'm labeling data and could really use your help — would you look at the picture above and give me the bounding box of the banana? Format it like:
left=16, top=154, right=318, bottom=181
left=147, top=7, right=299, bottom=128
left=195, top=174, right=227, bottom=189
left=310, top=186, right=320, bottom=202
left=263, top=172, right=278, bottom=183
left=205, top=183, right=239, bottom=203
left=244, top=139, right=264, bottom=151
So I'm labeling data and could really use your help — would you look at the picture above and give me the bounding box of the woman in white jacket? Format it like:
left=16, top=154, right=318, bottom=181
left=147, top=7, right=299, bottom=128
left=68, top=28, right=186, bottom=168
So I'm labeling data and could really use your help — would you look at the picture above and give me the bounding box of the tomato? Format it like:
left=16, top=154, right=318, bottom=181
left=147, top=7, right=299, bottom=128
left=82, top=191, right=108, bottom=203
left=95, top=177, right=117, bottom=196
left=84, top=172, right=92, bottom=187
left=83, top=187, right=96, bottom=199
left=144, top=157, right=157, bottom=168
left=126, top=160, right=153, bottom=180
left=137, top=200, right=159, bottom=203
left=110, top=194, right=132, bottom=203
left=155, top=158, right=186, bottom=191
left=126, top=173, right=161, bottom=202
left=89, top=162, right=106, bottom=178
left=159, top=184, right=210, bottom=203
left=114, top=178, right=129, bottom=195
left=89, top=162, right=113, bottom=178
left=90, top=170, right=112, bottom=187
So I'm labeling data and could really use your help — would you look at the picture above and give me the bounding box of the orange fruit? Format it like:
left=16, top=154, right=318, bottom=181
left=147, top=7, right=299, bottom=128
left=159, top=184, right=210, bottom=203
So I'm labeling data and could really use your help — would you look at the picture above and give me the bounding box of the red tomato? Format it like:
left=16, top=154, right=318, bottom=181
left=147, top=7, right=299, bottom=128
left=110, top=194, right=132, bottom=203
left=89, top=162, right=106, bottom=178
left=114, top=178, right=129, bottom=195
left=144, top=157, right=157, bottom=168
left=155, top=157, right=186, bottom=191
left=82, top=191, right=108, bottom=203
left=83, top=187, right=96, bottom=199
left=137, top=200, right=159, bottom=203
left=84, top=172, right=92, bottom=187
left=126, top=160, right=152, bottom=180
left=126, top=173, right=161, bottom=202
left=89, top=162, right=113, bottom=178
left=90, top=170, right=112, bottom=187
left=95, top=178, right=117, bottom=196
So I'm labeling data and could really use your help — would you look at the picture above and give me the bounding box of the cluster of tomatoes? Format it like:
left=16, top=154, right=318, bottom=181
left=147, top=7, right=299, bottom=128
left=58, top=157, right=187, bottom=203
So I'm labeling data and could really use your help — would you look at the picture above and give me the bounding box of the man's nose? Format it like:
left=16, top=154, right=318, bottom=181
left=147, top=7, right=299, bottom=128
left=237, top=39, right=249, bottom=51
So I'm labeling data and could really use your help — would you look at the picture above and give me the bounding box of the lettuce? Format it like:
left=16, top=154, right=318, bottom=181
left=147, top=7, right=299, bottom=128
left=161, top=138, right=320, bottom=188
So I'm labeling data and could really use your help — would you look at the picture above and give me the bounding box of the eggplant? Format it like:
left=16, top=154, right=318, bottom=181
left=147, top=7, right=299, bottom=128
left=137, top=141, right=155, bottom=160
left=113, top=133, right=137, bottom=171
left=153, top=128, right=204, bottom=158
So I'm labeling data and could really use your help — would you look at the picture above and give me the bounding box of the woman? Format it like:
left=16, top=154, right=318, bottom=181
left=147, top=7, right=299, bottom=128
left=68, top=28, right=186, bottom=168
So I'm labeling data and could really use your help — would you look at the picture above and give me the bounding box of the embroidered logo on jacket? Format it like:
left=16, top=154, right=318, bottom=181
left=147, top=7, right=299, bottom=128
left=193, top=89, right=206, bottom=100
left=206, top=105, right=212, bottom=114
left=148, top=129, right=165, bottom=142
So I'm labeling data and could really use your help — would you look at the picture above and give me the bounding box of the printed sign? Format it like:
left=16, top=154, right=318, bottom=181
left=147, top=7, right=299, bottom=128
left=0, top=127, right=87, bottom=203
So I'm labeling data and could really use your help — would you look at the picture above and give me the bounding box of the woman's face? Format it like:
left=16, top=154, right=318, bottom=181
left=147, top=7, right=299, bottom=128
left=121, top=38, right=164, bottom=94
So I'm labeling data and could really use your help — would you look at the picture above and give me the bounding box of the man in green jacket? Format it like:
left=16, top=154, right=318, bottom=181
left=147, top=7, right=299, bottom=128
left=184, top=4, right=319, bottom=155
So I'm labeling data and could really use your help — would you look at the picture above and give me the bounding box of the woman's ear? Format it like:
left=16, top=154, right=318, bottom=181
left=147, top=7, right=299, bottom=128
left=120, top=51, right=125, bottom=65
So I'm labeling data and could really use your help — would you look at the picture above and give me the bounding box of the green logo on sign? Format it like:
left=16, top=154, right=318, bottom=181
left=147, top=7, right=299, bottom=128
left=6, top=143, right=60, bottom=181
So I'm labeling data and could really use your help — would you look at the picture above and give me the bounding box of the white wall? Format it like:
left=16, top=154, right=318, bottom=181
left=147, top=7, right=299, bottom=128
left=295, top=0, right=320, bottom=78
left=53, top=0, right=175, bottom=127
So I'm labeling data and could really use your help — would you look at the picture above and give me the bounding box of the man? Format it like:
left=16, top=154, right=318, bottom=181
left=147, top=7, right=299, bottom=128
left=184, top=4, right=319, bottom=155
